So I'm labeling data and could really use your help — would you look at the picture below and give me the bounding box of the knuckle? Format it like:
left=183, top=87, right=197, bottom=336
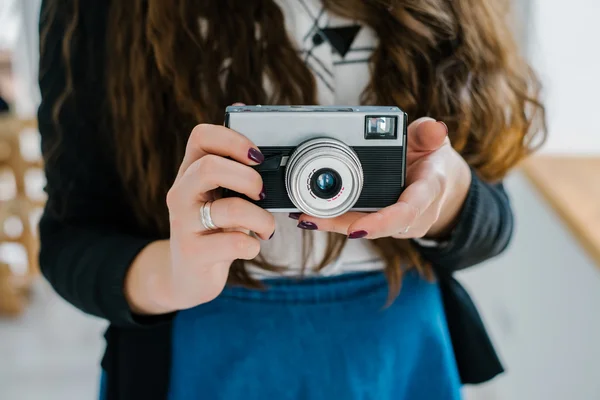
left=222, top=131, right=238, bottom=150
left=420, top=159, right=437, bottom=173
left=190, top=123, right=211, bottom=145
left=186, top=158, right=202, bottom=176
left=249, top=169, right=264, bottom=190
left=248, top=240, right=261, bottom=258
left=196, top=154, right=219, bottom=176
left=225, top=198, right=246, bottom=220
left=233, top=233, right=250, bottom=253
left=265, top=214, right=276, bottom=233
left=432, top=168, right=447, bottom=197
left=166, top=188, right=179, bottom=209
left=258, top=214, right=276, bottom=238
left=231, top=233, right=259, bottom=259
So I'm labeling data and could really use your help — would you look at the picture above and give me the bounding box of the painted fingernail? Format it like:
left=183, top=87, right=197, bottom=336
left=297, top=221, right=318, bottom=230
left=248, top=148, right=264, bottom=164
left=259, top=186, right=267, bottom=201
left=288, top=213, right=302, bottom=220
left=269, top=230, right=275, bottom=240
left=437, top=121, right=448, bottom=136
left=348, top=230, right=368, bottom=239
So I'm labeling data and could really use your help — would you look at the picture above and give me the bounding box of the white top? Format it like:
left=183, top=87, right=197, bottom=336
left=248, top=0, right=386, bottom=278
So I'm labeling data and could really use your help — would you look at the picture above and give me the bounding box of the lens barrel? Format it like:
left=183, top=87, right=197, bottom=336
left=285, top=138, right=363, bottom=218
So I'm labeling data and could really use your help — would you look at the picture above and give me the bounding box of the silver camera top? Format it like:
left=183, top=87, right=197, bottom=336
left=225, top=105, right=407, bottom=147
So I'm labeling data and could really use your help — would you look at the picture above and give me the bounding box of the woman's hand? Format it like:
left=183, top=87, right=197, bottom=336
left=126, top=124, right=275, bottom=314
left=294, top=118, right=472, bottom=240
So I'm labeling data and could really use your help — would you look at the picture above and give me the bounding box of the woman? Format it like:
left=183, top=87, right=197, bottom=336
left=38, top=0, right=545, bottom=399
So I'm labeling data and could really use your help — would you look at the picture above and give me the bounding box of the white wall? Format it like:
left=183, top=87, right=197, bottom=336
left=0, top=0, right=19, bottom=51
left=0, top=0, right=41, bottom=116
left=11, top=0, right=41, bottom=117
left=530, top=0, right=600, bottom=154
left=462, top=172, right=600, bottom=400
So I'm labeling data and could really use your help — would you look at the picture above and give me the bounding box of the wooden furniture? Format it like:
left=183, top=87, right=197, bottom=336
left=522, top=156, right=600, bottom=268
left=0, top=115, right=43, bottom=316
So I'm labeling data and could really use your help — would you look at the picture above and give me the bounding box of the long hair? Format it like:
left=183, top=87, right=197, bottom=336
left=42, top=0, right=546, bottom=298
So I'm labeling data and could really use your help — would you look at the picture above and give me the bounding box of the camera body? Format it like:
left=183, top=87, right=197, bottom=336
left=224, top=105, right=408, bottom=219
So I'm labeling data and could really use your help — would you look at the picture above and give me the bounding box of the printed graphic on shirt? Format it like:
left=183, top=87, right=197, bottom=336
left=286, top=0, right=376, bottom=104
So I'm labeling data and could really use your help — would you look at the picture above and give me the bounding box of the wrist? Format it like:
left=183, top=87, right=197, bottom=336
left=124, top=240, right=176, bottom=316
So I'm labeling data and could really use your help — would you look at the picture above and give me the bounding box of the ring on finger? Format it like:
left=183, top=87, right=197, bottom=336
left=200, top=201, right=219, bottom=230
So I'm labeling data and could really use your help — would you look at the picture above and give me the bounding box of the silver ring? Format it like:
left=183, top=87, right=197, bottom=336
left=200, top=201, right=218, bottom=230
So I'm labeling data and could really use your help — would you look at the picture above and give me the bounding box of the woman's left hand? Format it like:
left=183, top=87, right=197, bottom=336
left=294, top=118, right=472, bottom=240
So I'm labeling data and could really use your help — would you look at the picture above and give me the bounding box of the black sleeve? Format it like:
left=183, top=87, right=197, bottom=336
left=37, top=1, right=159, bottom=326
left=414, top=170, right=514, bottom=273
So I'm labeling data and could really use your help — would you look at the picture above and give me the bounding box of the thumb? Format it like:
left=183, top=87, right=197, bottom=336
left=232, top=102, right=246, bottom=106
left=407, top=117, right=448, bottom=153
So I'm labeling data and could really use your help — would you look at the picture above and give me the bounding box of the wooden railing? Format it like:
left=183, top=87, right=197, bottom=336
left=523, top=155, right=600, bottom=269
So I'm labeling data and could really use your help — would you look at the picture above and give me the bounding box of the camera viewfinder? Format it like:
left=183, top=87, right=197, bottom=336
left=365, top=116, right=397, bottom=139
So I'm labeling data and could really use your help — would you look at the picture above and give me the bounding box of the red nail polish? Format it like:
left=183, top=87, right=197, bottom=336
left=437, top=121, right=448, bottom=136
left=348, top=230, right=368, bottom=239
left=269, top=230, right=275, bottom=240
left=288, top=213, right=302, bottom=220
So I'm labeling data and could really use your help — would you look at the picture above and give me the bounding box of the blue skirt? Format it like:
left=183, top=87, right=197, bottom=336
left=166, top=271, right=462, bottom=400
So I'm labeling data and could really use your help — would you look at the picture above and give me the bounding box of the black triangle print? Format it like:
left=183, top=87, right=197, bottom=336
left=320, top=25, right=361, bottom=58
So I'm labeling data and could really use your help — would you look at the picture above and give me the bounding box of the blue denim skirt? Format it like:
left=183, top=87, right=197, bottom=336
left=101, top=271, right=461, bottom=399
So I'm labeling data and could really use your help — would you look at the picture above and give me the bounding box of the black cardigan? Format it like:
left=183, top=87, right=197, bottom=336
left=38, top=2, right=507, bottom=399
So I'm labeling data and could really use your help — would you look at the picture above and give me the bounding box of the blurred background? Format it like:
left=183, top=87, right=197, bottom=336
left=0, top=0, right=599, bottom=399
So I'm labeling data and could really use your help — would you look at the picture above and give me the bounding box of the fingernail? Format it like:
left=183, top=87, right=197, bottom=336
left=297, top=221, right=318, bottom=230
left=288, top=213, right=302, bottom=220
left=248, top=148, right=264, bottom=164
left=269, top=230, right=275, bottom=240
left=437, top=121, right=448, bottom=136
left=348, top=230, right=368, bottom=239
left=259, top=186, right=267, bottom=201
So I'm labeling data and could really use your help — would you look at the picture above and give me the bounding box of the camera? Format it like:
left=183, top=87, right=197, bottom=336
left=224, top=105, right=408, bottom=219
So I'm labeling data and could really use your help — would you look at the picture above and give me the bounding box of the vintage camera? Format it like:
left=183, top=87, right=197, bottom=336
left=224, top=105, right=407, bottom=219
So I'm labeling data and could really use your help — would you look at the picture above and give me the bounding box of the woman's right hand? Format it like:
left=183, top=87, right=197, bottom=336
left=165, top=123, right=275, bottom=309
left=126, top=123, right=275, bottom=315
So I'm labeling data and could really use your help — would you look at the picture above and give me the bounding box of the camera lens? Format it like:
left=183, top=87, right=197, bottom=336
left=311, top=169, right=342, bottom=199
left=285, top=138, right=363, bottom=218
left=317, top=171, right=336, bottom=193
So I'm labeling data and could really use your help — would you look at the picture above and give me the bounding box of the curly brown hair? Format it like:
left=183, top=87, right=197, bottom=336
left=42, top=0, right=546, bottom=299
